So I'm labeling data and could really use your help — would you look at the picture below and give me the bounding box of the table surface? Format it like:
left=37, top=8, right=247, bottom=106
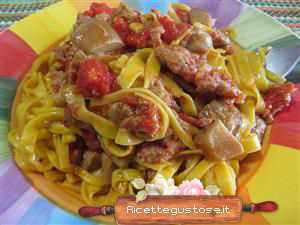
left=0, top=0, right=300, bottom=35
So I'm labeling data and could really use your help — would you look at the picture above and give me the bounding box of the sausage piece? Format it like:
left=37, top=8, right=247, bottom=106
left=136, top=136, right=184, bottom=164
left=155, top=45, right=205, bottom=82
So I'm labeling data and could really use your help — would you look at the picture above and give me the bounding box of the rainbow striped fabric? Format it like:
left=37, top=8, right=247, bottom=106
left=0, top=0, right=300, bottom=35
left=243, top=0, right=300, bottom=35
left=1, top=0, right=300, bottom=34
left=0, top=1, right=299, bottom=225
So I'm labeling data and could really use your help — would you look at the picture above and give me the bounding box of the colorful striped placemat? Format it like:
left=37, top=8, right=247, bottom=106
left=0, top=0, right=300, bottom=35
left=243, top=0, right=300, bottom=35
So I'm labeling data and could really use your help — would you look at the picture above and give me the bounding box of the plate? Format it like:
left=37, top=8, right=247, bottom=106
left=0, top=0, right=299, bottom=224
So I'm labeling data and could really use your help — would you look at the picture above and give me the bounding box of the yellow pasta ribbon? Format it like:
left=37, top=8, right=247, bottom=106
left=15, top=99, right=40, bottom=132
left=53, top=135, right=71, bottom=171
left=44, top=170, right=65, bottom=182
left=64, top=86, right=118, bottom=139
left=144, top=51, right=161, bottom=88
left=214, top=161, right=236, bottom=195
left=174, top=156, right=201, bottom=184
left=202, top=168, right=216, bottom=187
left=115, top=128, right=144, bottom=146
left=241, top=133, right=261, bottom=153
left=118, top=49, right=152, bottom=89
left=136, top=158, right=172, bottom=171
left=76, top=153, right=113, bottom=187
left=227, top=48, right=269, bottom=112
left=101, top=138, right=134, bottom=158
left=229, top=160, right=240, bottom=175
left=112, top=169, right=142, bottom=194
left=160, top=159, right=183, bottom=179
left=185, top=159, right=216, bottom=181
left=168, top=3, right=190, bottom=23
left=160, top=74, right=197, bottom=116
left=20, top=110, right=64, bottom=154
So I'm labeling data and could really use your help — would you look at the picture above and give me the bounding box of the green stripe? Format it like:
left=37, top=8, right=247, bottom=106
left=231, top=6, right=297, bottom=50
left=0, top=120, right=11, bottom=163
left=0, top=78, right=15, bottom=163
left=0, top=78, right=17, bottom=120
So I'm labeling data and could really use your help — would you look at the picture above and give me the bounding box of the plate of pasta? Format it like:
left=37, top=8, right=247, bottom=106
left=1, top=0, right=300, bottom=225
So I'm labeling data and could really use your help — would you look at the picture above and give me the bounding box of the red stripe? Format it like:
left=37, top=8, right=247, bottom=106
left=0, top=30, right=37, bottom=80
left=269, top=84, right=300, bottom=150
left=289, top=24, right=300, bottom=28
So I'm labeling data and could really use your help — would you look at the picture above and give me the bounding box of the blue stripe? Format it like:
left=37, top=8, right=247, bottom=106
left=124, top=0, right=178, bottom=14
left=47, top=207, right=97, bottom=225
left=18, top=197, right=54, bottom=225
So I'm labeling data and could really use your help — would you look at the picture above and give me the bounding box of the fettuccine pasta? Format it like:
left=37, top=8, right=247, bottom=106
left=9, top=2, right=296, bottom=206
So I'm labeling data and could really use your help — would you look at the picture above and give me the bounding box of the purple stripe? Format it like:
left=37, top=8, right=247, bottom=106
left=181, top=0, right=244, bottom=27
left=0, top=189, right=39, bottom=224
left=0, top=161, right=30, bottom=214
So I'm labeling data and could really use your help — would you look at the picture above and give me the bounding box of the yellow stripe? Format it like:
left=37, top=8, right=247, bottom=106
left=247, top=144, right=300, bottom=225
left=9, top=0, right=77, bottom=54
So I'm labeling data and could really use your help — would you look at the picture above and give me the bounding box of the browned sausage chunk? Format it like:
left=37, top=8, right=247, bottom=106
left=155, top=45, right=205, bottom=82
left=198, top=100, right=244, bottom=137
left=136, top=136, right=184, bottom=163
left=194, top=67, right=243, bottom=101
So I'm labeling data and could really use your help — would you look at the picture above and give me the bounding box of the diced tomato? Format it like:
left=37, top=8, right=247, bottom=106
left=76, top=58, right=118, bottom=97
left=159, top=16, right=178, bottom=43
left=83, top=2, right=114, bottom=17
left=113, top=16, right=131, bottom=39
left=263, top=82, right=297, bottom=122
left=83, top=10, right=94, bottom=17
left=175, top=9, right=190, bottom=23
left=139, top=105, right=161, bottom=135
left=158, top=16, right=191, bottom=43
left=113, top=16, right=150, bottom=49
left=125, top=30, right=150, bottom=49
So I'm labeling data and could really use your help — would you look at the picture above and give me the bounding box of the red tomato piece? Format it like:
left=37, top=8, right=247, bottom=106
left=159, top=16, right=178, bottom=43
left=113, top=16, right=131, bottom=40
left=76, top=58, right=118, bottom=97
left=125, top=30, right=150, bottom=49
left=263, top=82, right=297, bottom=122
left=84, top=2, right=114, bottom=17
left=159, top=16, right=191, bottom=43
left=113, top=16, right=150, bottom=49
